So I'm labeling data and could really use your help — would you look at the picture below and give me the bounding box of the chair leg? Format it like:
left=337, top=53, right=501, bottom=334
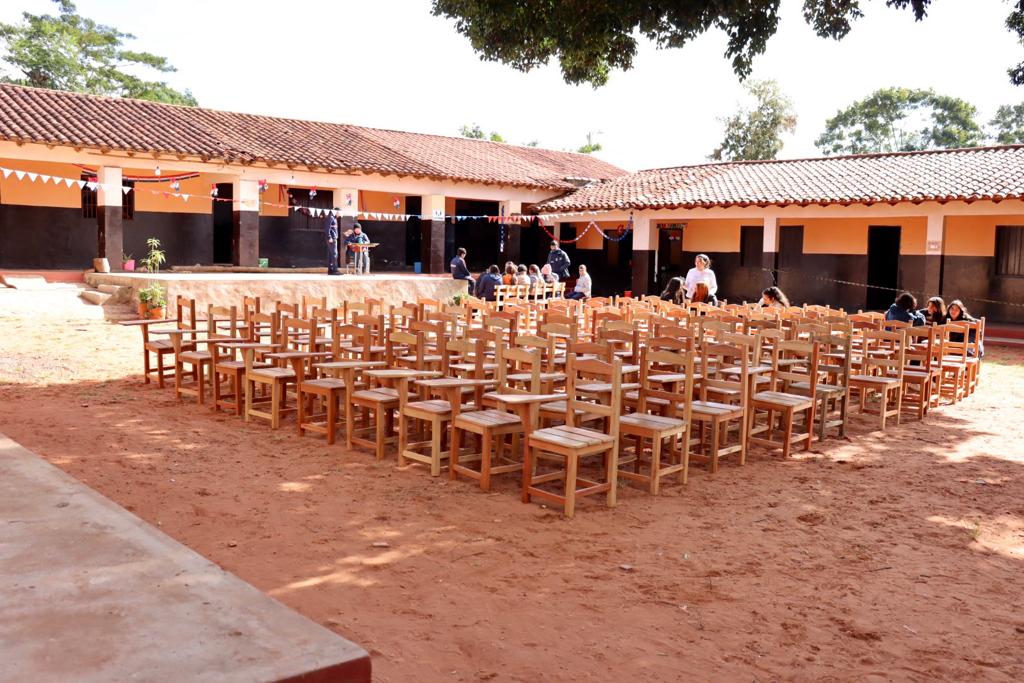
left=564, top=453, right=578, bottom=518
left=649, top=437, right=662, bottom=496
left=375, top=406, right=387, bottom=460
left=450, top=425, right=462, bottom=481
left=296, top=388, right=306, bottom=436
left=781, top=409, right=794, bottom=458
left=430, top=418, right=443, bottom=477
left=143, top=350, right=151, bottom=384
left=157, top=352, right=166, bottom=389
left=398, top=411, right=409, bottom=467
left=709, top=419, right=720, bottom=473
left=326, top=392, right=337, bottom=445
left=480, top=430, right=492, bottom=491
left=271, top=381, right=281, bottom=429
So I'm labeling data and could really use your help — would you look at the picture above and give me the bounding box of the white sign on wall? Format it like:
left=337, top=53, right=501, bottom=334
left=432, top=208, right=444, bottom=220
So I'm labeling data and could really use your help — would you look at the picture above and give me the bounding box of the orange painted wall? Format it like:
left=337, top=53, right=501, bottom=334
left=784, top=217, right=926, bottom=255
left=0, top=159, right=82, bottom=208
left=681, top=219, right=745, bottom=252
left=132, top=171, right=211, bottom=214
left=260, top=183, right=289, bottom=217
left=944, top=215, right=1024, bottom=256
left=362, top=190, right=405, bottom=214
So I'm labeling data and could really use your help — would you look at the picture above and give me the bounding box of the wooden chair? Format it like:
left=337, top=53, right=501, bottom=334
left=790, top=330, right=852, bottom=439
left=211, top=312, right=275, bottom=416
left=137, top=296, right=197, bottom=388
left=748, top=340, right=820, bottom=458
left=618, top=347, right=694, bottom=494
left=524, top=355, right=623, bottom=518
left=242, top=311, right=296, bottom=429
left=292, top=312, right=352, bottom=445
left=173, top=304, right=236, bottom=405
left=691, top=342, right=748, bottom=473
left=450, top=344, right=543, bottom=491
left=901, top=325, right=942, bottom=420
left=849, top=329, right=906, bottom=429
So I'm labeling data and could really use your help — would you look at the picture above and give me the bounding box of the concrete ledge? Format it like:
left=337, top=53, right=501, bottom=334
left=0, top=433, right=371, bottom=683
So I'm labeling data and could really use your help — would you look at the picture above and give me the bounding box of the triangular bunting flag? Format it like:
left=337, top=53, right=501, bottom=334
left=86, top=181, right=98, bottom=191
left=14, top=170, right=25, bottom=181
left=40, top=174, right=51, bottom=184
left=122, top=185, right=131, bottom=195
left=76, top=179, right=86, bottom=189
left=63, top=177, right=74, bottom=188
left=26, top=172, right=38, bottom=182
left=182, top=194, right=189, bottom=203
left=0, top=168, right=9, bottom=178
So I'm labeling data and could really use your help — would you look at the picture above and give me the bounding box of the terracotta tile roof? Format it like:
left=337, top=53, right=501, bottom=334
left=0, top=84, right=626, bottom=190
left=534, top=146, right=1024, bottom=212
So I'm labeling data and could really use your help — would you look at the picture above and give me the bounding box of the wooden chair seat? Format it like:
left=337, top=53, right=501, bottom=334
left=399, top=353, right=443, bottom=364
left=789, top=380, right=844, bottom=395
left=454, top=409, right=522, bottom=429
left=145, top=339, right=173, bottom=351
left=178, top=350, right=211, bottom=363
left=620, top=413, right=686, bottom=435
left=530, top=424, right=613, bottom=450
left=849, top=374, right=900, bottom=387
left=250, top=367, right=295, bottom=380
left=450, top=362, right=498, bottom=373
left=302, top=377, right=349, bottom=391
left=403, top=399, right=474, bottom=416
left=507, top=371, right=565, bottom=383
left=352, top=387, right=412, bottom=404
left=216, top=359, right=270, bottom=371
left=691, top=400, right=744, bottom=418
left=623, top=391, right=670, bottom=408
left=751, top=391, right=813, bottom=410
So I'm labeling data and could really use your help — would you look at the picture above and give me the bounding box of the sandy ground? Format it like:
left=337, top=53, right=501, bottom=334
left=1, top=311, right=1023, bottom=682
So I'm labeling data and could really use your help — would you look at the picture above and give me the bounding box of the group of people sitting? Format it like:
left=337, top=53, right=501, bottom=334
left=659, top=254, right=721, bottom=305
left=450, top=241, right=593, bottom=301
left=885, top=292, right=983, bottom=355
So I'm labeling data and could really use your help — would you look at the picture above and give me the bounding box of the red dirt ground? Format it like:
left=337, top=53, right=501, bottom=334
left=1, top=315, right=1023, bottom=682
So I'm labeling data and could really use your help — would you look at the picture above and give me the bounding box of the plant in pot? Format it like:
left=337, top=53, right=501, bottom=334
left=146, top=284, right=167, bottom=320
left=142, top=237, right=166, bottom=273
left=137, top=286, right=152, bottom=318
left=122, top=252, right=135, bottom=271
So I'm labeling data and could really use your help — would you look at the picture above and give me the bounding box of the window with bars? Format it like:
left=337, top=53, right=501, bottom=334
left=81, top=174, right=96, bottom=219
left=996, top=225, right=1024, bottom=276
left=81, top=176, right=134, bottom=220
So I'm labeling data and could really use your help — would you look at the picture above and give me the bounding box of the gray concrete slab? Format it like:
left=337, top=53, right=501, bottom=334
left=0, top=433, right=371, bottom=683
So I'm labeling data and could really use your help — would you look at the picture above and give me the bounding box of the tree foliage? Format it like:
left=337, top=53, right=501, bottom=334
left=815, top=87, right=982, bottom=155
left=458, top=123, right=504, bottom=142
left=989, top=103, right=1024, bottom=144
left=0, top=0, right=196, bottom=105
left=428, top=0, right=997, bottom=88
left=711, top=79, right=796, bottom=161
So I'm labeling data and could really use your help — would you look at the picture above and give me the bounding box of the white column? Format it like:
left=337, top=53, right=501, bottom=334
left=96, top=166, right=123, bottom=208
left=421, top=195, right=447, bottom=273
left=96, top=166, right=123, bottom=264
left=333, top=187, right=360, bottom=217
left=762, top=215, right=778, bottom=254
left=925, top=211, right=945, bottom=256
left=631, top=215, right=655, bottom=251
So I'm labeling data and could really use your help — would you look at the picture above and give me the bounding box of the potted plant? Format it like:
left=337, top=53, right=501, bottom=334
left=142, top=237, right=166, bottom=273
left=146, top=283, right=166, bottom=320
left=122, top=252, right=135, bottom=271
left=451, top=293, right=465, bottom=307
left=137, top=286, right=152, bottom=317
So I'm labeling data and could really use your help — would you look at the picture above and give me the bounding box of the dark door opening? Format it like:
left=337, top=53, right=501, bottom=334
left=453, top=199, right=500, bottom=272
left=657, top=226, right=683, bottom=291
left=213, top=183, right=233, bottom=264
left=866, top=226, right=901, bottom=311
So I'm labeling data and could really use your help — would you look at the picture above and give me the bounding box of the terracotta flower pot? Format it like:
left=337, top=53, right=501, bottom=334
left=137, top=302, right=148, bottom=317
left=147, top=307, right=165, bottom=320
left=123, top=260, right=136, bottom=271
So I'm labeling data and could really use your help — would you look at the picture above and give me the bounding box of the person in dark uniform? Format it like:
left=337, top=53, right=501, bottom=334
left=325, top=208, right=339, bottom=275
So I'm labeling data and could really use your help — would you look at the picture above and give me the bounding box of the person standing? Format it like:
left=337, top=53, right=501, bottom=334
left=345, top=222, right=371, bottom=274
left=566, top=264, right=592, bottom=300
left=325, top=208, right=340, bottom=275
left=450, top=247, right=474, bottom=293
left=684, top=254, right=718, bottom=304
left=546, top=240, right=571, bottom=280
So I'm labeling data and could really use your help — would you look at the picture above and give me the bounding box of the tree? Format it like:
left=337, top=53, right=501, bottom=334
left=0, top=0, right=196, bottom=105
left=989, top=103, right=1024, bottom=144
left=458, top=123, right=504, bottom=142
left=815, top=88, right=982, bottom=155
left=710, top=79, right=796, bottom=161
left=577, top=131, right=603, bottom=154
left=428, top=0, right=992, bottom=88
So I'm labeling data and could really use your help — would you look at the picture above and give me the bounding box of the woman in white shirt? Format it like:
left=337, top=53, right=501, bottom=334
left=567, top=264, right=592, bottom=300
left=683, top=254, right=718, bottom=304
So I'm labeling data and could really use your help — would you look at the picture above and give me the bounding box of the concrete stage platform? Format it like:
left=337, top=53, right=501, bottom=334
left=0, top=433, right=371, bottom=682
left=84, top=271, right=466, bottom=311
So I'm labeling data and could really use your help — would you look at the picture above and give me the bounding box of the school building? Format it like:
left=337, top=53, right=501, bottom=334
left=536, top=148, right=1024, bottom=322
left=0, top=83, right=1022, bottom=321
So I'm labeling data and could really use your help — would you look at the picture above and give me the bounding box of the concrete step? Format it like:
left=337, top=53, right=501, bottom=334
left=0, top=275, right=51, bottom=290
left=96, top=284, right=123, bottom=295
left=79, top=290, right=111, bottom=306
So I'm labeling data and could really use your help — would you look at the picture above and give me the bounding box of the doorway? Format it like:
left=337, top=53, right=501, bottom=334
left=866, top=226, right=901, bottom=311
left=657, top=225, right=684, bottom=290
left=213, top=183, right=233, bottom=264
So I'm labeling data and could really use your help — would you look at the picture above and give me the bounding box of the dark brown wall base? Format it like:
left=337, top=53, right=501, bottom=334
left=0, top=205, right=94, bottom=269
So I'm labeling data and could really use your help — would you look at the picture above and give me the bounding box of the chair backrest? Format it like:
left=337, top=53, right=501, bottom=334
left=282, top=314, right=318, bottom=352
left=387, top=329, right=424, bottom=368
left=333, top=322, right=370, bottom=359
left=175, top=296, right=197, bottom=330
left=637, top=347, right=694, bottom=424
left=568, top=340, right=613, bottom=362
left=770, top=339, right=821, bottom=401
left=942, top=322, right=970, bottom=362
left=301, top=295, right=327, bottom=319
left=514, top=333, right=556, bottom=372
left=904, top=325, right=939, bottom=372
left=496, top=345, right=543, bottom=394
left=860, top=329, right=907, bottom=379
left=249, top=310, right=280, bottom=346
left=444, top=337, right=487, bottom=378
left=353, top=314, right=386, bottom=346
left=700, top=341, right=748, bottom=407
left=564, top=354, right=622, bottom=432
left=206, top=304, right=238, bottom=361
left=389, top=304, right=418, bottom=333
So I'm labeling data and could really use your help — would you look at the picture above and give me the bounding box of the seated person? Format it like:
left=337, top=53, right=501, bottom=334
left=566, top=264, right=592, bottom=300
left=527, top=264, right=542, bottom=287
left=945, top=299, right=984, bottom=357
left=918, top=296, right=945, bottom=325
left=885, top=292, right=925, bottom=326
left=501, top=262, right=517, bottom=285
left=514, top=264, right=531, bottom=286
left=450, top=247, right=474, bottom=292
left=475, top=265, right=503, bottom=301
left=759, top=286, right=790, bottom=309
left=660, top=276, right=685, bottom=304
left=540, top=264, right=559, bottom=283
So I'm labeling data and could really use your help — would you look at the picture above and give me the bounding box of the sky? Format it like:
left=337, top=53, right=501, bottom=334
left=1, top=0, right=1023, bottom=172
